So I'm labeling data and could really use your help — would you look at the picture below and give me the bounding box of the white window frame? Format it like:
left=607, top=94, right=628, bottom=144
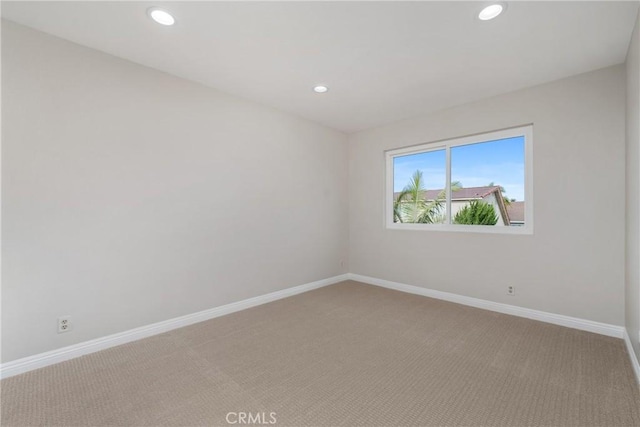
left=385, top=125, right=533, bottom=234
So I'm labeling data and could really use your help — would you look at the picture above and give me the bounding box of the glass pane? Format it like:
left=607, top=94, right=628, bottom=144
left=450, top=136, right=525, bottom=226
left=393, top=149, right=447, bottom=224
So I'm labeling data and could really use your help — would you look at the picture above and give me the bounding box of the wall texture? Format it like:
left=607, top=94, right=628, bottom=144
left=626, top=10, right=640, bottom=360
left=1, top=22, right=349, bottom=363
left=349, top=65, right=626, bottom=326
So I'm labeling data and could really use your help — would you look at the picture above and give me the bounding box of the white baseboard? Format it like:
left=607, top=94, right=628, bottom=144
left=353, top=271, right=639, bottom=384
left=623, top=329, right=640, bottom=385
left=347, top=273, right=625, bottom=338
left=0, top=274, right=349, bottom=379
left=2, top=273, right=633, bottom=382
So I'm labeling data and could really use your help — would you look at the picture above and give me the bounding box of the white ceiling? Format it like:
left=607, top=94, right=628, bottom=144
left=3, top=1, right=638, bottom=133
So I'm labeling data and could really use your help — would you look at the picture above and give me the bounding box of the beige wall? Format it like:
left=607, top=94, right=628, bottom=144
left=2, top=18, right=634, bottom=365
left=349, top=65, right=626, bottom=326
left=1, top=22, right=349, bottom=363
left=626, top=10, right=640, bottom=360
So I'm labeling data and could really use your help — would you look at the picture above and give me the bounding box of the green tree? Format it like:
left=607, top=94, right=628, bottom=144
left=394, top=170, right=461, bottom=223
left=453, top=200, right=499, bottom=225
left=393, top=170, right=441, bottom=223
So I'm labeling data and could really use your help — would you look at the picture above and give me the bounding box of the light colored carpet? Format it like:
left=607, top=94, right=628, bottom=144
left=2, top=280, right=639, bottom=426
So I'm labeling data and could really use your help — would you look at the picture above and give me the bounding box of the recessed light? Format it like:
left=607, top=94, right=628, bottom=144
left=313, top=85, right=329, bottom=93
left=148, top=7, right=175, bottom=26
left=478, top=4, right=504, bottom=21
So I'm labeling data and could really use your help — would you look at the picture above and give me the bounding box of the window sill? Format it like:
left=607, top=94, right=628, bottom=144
left=386, top=223, right=533, bottom=235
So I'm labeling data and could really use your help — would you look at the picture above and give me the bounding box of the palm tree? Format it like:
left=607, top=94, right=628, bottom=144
left=394, top=171, right=436, bottom=223
left=394, top=170, right=461, bottom=223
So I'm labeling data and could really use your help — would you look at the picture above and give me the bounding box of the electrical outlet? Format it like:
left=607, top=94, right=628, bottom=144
left=58, top=316, right=72, bottom=333
left=507, top=286, right=515, bottom=296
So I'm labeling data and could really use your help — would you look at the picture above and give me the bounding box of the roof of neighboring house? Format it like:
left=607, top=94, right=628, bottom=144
left=394, top=186, right=502, bottom=201
left=506, top=201, right=525, bottom=222
left=394, top=185, right=512, bottom=225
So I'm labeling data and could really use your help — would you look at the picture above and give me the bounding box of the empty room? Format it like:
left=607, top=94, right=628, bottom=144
left=2, top=1, right=640, bottom=426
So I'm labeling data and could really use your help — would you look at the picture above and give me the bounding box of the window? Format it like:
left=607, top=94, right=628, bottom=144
left=386, top=125, right=533, bottom=234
